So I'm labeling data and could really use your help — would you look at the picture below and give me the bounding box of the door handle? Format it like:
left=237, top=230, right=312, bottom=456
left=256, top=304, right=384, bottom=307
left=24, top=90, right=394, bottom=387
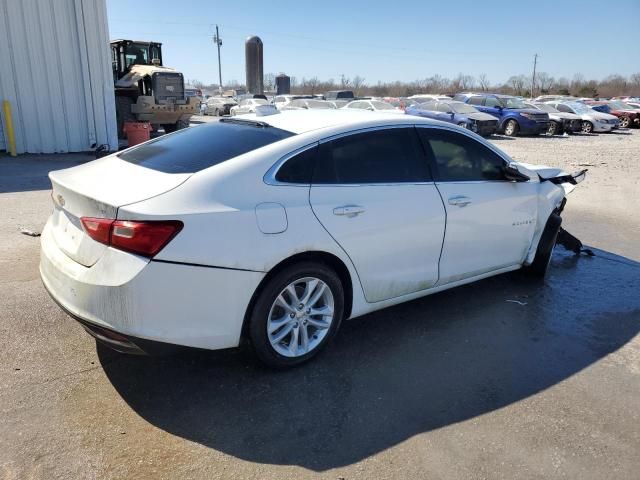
left=448, top=196, right=472, bottom=207
left=333, top=205, right=365, bottom=217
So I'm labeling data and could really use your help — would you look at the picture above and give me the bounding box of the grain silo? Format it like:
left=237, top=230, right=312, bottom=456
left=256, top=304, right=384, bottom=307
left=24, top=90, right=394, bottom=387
left=275, top=73, right=291, bottom=95
left=245, top=36, right=264, bottom=95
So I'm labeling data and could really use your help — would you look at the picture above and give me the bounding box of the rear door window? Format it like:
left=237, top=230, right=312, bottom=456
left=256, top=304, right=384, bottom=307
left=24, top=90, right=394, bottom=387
left=118, top=120, right=294, bottom=173
left=313, top=128, right=431, bottom=184
left=468, top=96, right=483, bottom=105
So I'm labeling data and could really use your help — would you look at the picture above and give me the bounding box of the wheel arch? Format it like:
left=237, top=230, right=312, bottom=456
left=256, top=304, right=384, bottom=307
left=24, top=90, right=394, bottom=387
left=241, top=250, right=354, bottom=340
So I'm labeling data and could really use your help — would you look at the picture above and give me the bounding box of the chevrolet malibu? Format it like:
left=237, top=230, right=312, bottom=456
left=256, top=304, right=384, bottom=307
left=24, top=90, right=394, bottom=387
left=41, top=110, right=585, bottom=368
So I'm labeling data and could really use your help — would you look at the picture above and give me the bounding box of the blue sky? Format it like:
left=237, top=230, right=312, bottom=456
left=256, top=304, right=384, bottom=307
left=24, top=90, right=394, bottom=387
left=108, top=0, right=640, bottom=87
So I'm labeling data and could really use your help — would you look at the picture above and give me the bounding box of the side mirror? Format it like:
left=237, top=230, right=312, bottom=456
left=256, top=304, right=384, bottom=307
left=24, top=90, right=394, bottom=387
left=503, top=162, right=530, bottom=182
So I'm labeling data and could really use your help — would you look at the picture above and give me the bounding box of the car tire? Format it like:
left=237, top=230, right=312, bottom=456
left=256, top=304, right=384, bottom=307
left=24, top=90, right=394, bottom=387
left=248, top=262, right=345, bottom=368
left=581, top=121, right=594, bottom=133
left=547, top=121, right=559, bottom=135
left=619, top=116, right=630, bottom=128
left=523, top=213, right=562, bottom=278
left=504, top=119, right=519, bottom=136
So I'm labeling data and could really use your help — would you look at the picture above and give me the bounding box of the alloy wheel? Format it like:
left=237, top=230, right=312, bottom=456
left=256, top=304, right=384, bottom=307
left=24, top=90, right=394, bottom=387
left=267, top=277, right=335, bottom=358
left=620, top=117, right=630, bottom=128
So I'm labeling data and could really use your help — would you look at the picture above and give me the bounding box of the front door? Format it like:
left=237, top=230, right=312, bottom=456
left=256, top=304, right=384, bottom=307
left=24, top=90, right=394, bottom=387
left=417, top=127, right=538, bottom=284
left=309, top=127, right=446, bottom=303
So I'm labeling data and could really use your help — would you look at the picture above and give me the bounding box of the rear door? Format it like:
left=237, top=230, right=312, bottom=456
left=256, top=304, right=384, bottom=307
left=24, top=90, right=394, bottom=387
left=417, top=127, right=538, bottom=284
left=309, top=127, right=446, bottom=303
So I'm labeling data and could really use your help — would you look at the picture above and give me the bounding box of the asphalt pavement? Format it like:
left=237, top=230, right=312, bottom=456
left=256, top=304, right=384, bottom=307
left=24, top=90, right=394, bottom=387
left=0, top=133, right=639, bottom=479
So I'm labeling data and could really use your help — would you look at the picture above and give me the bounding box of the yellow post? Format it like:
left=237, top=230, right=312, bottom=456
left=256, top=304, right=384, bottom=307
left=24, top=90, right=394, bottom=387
left=2, top=100, right=17, bottom=157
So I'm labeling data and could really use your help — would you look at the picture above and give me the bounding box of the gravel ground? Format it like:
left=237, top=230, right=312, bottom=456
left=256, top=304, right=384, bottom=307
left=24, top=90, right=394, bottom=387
left=0, top=130, right=639, bottom=480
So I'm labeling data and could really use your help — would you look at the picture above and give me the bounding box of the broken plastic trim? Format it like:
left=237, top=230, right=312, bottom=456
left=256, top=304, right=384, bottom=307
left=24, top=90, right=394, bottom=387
left=556, top=227, right=595, bottom=256
left=540, top=168, right=588, bottom=186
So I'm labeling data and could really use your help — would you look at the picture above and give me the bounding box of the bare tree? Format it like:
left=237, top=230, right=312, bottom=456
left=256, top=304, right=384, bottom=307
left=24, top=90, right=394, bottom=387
left=340, top=74, right=352, bottom=89
left=536, top=72, right=554, bottom=94
left=352, top=75, right=366, bottom=95
left=263, top=73, right=276, bottom=91
left=478, top=73, right=490, bottom=91
left=191, top=79, right=204, bottom=89
left=307, top=76, right=319, bottom=94
left=507, top=75, right=528, bottom=96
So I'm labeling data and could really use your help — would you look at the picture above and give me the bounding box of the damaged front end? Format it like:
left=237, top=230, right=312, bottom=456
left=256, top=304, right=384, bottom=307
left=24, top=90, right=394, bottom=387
left=537, top=168, right=593, bottom=256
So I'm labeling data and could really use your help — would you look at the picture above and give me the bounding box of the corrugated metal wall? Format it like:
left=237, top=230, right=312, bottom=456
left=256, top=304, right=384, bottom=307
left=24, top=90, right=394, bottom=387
left=0, top=0, right=117, bottom=154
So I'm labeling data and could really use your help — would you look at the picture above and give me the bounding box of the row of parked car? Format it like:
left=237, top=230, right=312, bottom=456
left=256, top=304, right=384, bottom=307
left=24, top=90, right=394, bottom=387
left=201, top=91, right=640, bottom=137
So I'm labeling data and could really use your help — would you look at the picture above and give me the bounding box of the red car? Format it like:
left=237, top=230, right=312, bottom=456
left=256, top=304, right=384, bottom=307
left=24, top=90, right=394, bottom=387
left=584, top=100, right=640, bottom=128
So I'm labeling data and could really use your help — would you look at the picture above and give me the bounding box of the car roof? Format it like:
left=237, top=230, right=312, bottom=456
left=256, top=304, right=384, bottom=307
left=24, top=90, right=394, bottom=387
left=235, top=109, right=435, bottom=135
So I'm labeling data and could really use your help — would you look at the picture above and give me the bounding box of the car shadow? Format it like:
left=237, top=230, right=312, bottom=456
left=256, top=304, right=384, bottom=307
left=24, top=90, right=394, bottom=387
left=99, top=248, right=640, bottom=471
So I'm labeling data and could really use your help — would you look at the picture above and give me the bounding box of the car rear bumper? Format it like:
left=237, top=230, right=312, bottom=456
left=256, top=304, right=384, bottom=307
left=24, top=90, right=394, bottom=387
left=40, top=219, right=265, bottom=352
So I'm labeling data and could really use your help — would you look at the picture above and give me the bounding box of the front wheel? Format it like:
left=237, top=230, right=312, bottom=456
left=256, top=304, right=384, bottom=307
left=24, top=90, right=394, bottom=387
left=547, top=121, right=559, bottom=135
left=248, top=262, right=344, bottom=368
left=619, top=116, right=630, bottom=128
left=581, top=121, right=594, bottom=133
left=504, top=119, right=519, bottom=136
left=523, top=214, right=562, bottom=278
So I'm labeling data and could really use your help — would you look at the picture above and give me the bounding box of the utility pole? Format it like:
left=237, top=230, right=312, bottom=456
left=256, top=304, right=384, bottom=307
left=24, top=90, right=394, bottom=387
left=213, top=25, right=223, bottom=94
left=531, top=53, right=538, bottom=99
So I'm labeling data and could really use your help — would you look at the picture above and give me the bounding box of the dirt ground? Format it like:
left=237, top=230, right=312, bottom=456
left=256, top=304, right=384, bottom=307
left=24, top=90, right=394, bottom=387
left=0, top=130, right=639, bottom=480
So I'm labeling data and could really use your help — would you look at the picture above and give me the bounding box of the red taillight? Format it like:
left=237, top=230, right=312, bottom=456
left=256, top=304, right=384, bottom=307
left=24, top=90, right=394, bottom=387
left=81, top=217, right=114, bottom=245
left=80, top=217, right=183, bottom=258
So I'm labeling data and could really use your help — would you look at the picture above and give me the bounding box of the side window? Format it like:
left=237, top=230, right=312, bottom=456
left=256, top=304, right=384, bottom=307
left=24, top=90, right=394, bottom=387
left=484, top=97, right=500, bottom=107
left=468, top=96, right=483, bottom=105
left=556, top=104, right=571, bottom=113
left=347, top=101, right=364, bottom=109
left=275, top=146, right=318, bottom=184
left=437, top=103, right=452, bottom=113
left=314, top=128, right=431, bottom=184
left=418, top=129, right=507, bottom=182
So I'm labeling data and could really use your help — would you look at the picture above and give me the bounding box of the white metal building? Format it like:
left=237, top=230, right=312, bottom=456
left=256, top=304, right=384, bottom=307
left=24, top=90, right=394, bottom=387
left=0, top=0, right=118, bottom=154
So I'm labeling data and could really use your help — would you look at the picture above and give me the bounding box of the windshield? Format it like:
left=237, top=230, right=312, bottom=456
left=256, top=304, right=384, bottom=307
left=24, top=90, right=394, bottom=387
left=118, top=121, right=294, bottom=174
left=609, top=101, right=632, bottom=110
left=124, top=43, right=160, bottom=68
left=371, top=101, right=395, bottom=110
left=502, top=97, right=528, bottom=109
left=567, top=102, right=592, bottom=114
left=533, top=103, right=558, bottom=113
left=450, top=103, right=478, bottom=114
left=306, top=100, right=333, bottom=109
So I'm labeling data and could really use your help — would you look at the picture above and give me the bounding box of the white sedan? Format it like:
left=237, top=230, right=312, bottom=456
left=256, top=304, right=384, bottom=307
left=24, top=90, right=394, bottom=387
left=230, top=98, right=269, bottom=115
left=342, top=99, right=404, bottom=113
left=41, top=110, right=585, bottom=367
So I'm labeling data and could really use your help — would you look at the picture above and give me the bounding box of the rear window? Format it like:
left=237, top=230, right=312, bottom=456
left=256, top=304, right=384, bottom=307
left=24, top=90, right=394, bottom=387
left=118, top=121, right=294, bottom=173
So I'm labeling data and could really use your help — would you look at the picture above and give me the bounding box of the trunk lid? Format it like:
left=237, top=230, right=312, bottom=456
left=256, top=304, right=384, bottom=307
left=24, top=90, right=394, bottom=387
left=49, top=155, right=189, bottom=267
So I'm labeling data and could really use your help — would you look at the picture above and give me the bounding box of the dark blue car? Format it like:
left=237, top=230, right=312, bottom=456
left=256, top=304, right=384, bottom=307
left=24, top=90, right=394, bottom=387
left=405, top=100, right=499, bottom=137
left=453, top=93, right=549, bottom=136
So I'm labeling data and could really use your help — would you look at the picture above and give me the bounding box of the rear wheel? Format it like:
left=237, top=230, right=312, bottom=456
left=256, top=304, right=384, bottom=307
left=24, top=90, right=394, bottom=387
left=547, top=121, right=559, bottom=135
left=619, top=116, right=630, bottom=128
left=581, top=121, right=594, bottom=133
left=504, top=119, right=519, bottom=136
left=248, top=262, right=344, bottom=368
left=523, top=214, right=562, bottom=278
left=115, top=96, right=135, bottom=139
